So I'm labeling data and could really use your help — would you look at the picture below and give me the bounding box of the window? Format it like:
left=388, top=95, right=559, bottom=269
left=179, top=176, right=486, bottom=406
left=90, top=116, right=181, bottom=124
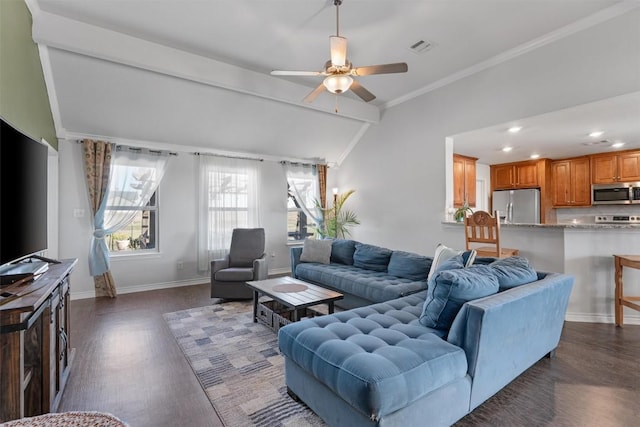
left=197, top=155, right=260, bottom=269
left=284, top=163, right=321, bottom=242
left=106, top=190, right=158, bottom=253
left=103, top=147, right=171, bottom=254
left=287, top=179, right=318, bottom=241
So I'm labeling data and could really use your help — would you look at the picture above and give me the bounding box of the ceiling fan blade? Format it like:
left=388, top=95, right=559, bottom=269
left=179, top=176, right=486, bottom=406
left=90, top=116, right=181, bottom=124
left=271, top=70, right=321, bottom=76
left=330, top=36, right=348, bottom=67
left=352, top=62, right=408, bottom=76
left=350, top=80, right=376, bottom=102
left=303, top=83, right=326, bottom=104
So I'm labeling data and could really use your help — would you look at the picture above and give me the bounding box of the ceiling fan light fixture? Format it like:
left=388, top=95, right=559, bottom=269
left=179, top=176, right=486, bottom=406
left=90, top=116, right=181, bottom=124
left=323, top=74, right=353, bottom=94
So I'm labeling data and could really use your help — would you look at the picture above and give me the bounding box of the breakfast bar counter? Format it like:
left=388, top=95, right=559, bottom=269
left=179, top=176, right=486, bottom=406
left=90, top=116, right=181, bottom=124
left=441, top=220, right=640, bottom=325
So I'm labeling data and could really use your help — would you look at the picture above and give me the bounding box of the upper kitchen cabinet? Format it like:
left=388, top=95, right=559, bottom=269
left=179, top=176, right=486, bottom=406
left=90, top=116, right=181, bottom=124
left=491, top=160, right=540, bottom=190
left=551, top=156, right=591, bottom=207
left=591, top=150, right=640, bottom=184
left=491, top=159, right=555, bottom=223
left=453, top=154, right=477, bottom=207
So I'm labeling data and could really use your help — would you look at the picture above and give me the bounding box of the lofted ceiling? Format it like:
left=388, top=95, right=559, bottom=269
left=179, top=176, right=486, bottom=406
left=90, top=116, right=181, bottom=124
left=25, top=0, right=636, bottom=164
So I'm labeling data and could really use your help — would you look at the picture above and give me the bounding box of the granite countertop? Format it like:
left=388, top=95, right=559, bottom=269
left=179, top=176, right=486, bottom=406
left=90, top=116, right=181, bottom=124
left=441, top=220, right=640, bottom=229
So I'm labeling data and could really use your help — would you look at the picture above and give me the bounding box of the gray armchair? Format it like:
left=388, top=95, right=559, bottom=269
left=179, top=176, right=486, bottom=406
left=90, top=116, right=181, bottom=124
left=210, top=228, right=268, bottom=299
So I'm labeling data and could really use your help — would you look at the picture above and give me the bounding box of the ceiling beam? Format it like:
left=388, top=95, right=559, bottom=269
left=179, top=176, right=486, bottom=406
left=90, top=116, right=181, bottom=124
left=28, top=7, right=380, bottom=124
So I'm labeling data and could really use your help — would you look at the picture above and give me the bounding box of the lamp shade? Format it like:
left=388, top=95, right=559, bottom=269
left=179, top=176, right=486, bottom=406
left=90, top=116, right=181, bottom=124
left=330, top=36, right=348, bottom=67
left=323, top=75, right=353, bottom=94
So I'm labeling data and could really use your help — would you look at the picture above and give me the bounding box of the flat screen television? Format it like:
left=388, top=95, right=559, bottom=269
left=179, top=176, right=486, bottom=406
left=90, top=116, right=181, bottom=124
left=0, top=116, right=49, bottom=275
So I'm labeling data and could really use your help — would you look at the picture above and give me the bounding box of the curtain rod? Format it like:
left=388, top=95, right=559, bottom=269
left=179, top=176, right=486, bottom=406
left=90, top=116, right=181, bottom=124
left=280, top=160, right=319, bottom=168
left=76, top=140, right=177, bottom=156
left=192, top=152, right=264, bottom=162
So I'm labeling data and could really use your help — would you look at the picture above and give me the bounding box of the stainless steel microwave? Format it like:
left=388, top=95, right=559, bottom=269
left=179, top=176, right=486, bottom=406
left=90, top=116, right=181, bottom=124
left=592, top=183, right=640, bottom=205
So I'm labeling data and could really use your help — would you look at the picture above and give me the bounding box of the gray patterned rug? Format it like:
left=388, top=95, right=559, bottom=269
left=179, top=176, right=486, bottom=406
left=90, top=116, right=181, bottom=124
left=163, top=301, right=326, bottom=427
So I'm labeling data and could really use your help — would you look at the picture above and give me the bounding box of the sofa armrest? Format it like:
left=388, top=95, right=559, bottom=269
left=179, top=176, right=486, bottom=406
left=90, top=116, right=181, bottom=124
left=254, top=254, right=268, bottom=280
left=290, top=246, right=303, bottom=278
left=447, top=272, right=574, bottom=410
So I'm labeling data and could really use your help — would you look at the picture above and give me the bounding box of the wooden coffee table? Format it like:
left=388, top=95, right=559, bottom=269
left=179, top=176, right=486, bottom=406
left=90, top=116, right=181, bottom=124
left=246, top=277, right=343, bottom=328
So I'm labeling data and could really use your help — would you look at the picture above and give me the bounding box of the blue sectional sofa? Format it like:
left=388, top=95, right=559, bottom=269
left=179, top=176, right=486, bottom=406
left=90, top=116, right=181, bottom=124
left=291, top=240, right=434, bottom=309
left=279, top=253, right=575, bottom=426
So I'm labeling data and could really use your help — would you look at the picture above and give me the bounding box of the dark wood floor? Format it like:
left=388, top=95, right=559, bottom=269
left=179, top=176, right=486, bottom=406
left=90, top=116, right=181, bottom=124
left=59, top=284, right=640, bottom=427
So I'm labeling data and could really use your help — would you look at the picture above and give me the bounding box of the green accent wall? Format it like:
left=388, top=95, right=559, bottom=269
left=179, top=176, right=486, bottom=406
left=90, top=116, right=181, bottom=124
left=0, top=0, right=57, bottom=149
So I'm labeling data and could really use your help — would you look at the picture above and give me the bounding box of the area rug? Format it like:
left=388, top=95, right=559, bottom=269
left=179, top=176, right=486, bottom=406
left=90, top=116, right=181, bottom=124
left=0, top=411, right=129, bottom=427
left=163, top=301, right=326, bottom=427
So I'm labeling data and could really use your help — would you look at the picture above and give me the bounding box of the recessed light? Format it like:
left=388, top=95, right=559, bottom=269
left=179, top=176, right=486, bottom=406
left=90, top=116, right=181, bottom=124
left=611, top=142, right=625, bottom=148
left=502, top=146, right=513, bottom=152
left=508, top=126, right=522, bottom=133
left=589, top=131, right=604, bottom=138
left=530, top=154, right=540, bottom=159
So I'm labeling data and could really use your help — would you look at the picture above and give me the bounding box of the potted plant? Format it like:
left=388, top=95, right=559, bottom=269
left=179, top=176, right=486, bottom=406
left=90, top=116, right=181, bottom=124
left=454, top=201, right=473, bottom=222
left=315, top=189, right=360, bottom=239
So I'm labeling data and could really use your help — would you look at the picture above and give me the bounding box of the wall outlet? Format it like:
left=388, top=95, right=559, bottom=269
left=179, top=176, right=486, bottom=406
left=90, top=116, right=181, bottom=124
left=177, top=261, right=184, bottom=270
left=271, top=252, right=276, bottom=258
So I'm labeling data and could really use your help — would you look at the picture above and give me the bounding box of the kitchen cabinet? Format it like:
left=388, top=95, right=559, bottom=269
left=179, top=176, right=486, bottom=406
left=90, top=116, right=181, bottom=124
left=491, top=160, right=539, bottom=190
left=591, top=150, right=640, bottom=184
left=552, top=157, right=591, bottom=207
left=490, top=159, right=554, bottom=224
left=453, top=154, right=477, bottom=207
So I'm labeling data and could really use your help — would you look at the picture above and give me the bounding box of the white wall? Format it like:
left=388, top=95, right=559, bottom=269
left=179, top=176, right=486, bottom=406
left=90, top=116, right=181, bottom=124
left=58, top=140, right=294, bottom=299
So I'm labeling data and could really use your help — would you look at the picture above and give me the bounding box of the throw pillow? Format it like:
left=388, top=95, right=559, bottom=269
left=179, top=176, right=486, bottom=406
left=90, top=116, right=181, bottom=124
left=353, top=243, right=392, bottom=272
left=330, top=239, right=358, bottom=265
left=299, top=238, right=332, bottom=264
left=427, top=243, right=477, bottom=280
left=490, top=256, right=538, bottom=290
left=387, top=251, right=432, bottom=281
left=420, top=265, right=499, bottom=331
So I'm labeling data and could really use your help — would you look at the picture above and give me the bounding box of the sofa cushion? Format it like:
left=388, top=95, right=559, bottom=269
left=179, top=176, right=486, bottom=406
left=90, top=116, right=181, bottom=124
left=214, top=267, right=254, bottom=281
left=278, top=292, right=468, bottom=420
left=331, top=239, right=357, bottom=265
left=295, top=263, right=427, bottom=303
left=387, top=251, right=432, bottom=281
left=353, top=243, right=392, bottom=272
left=300, top=238, right=332, bottom=264
left=427, top=243, right=476, bottom=280
left=490, top=256, right=538, bottom=290
left=420, top=265, right=499, bottom=331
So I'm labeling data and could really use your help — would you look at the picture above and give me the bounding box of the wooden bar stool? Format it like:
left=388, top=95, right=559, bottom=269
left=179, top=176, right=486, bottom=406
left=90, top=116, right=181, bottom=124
left=613, top=255, right=640, bottom=327
left=464, top=210, right=519, bottom=258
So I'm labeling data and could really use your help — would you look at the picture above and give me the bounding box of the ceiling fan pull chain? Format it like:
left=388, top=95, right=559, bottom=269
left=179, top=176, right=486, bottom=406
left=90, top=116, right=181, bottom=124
left=335, top=94, right=339, bottom=113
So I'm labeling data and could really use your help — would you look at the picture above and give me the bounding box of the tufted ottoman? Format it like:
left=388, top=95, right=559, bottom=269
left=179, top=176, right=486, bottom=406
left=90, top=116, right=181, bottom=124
left=278, top=292, right=472, bottom=426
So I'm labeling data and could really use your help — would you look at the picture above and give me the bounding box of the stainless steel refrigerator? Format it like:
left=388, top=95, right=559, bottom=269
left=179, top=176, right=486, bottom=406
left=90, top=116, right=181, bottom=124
left=491, top=189, right=540, bottom=224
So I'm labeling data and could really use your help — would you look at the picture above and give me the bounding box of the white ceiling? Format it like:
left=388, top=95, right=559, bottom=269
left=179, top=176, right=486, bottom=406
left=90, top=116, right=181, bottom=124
left=26, top=0, right=638, bottom=164
left=453, top=91, right=640, bottom=164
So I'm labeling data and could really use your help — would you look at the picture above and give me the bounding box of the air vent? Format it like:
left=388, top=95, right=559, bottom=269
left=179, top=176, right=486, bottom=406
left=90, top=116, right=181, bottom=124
left=581, top=139, right=612, bottom=146
left=408, top=39, right=434, bottom=54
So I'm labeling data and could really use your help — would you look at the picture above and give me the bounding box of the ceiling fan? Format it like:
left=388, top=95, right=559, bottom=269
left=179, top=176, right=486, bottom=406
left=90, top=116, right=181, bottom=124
left=270, top=0, right=408, bottom=104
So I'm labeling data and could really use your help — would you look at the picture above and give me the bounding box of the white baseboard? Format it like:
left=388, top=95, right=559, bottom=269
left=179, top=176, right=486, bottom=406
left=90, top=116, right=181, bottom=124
left=70, top=269, right=293, bottom=300
left=70, top=278, right=208, bottom=300
left=565, top=312, right=640, bottom=325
